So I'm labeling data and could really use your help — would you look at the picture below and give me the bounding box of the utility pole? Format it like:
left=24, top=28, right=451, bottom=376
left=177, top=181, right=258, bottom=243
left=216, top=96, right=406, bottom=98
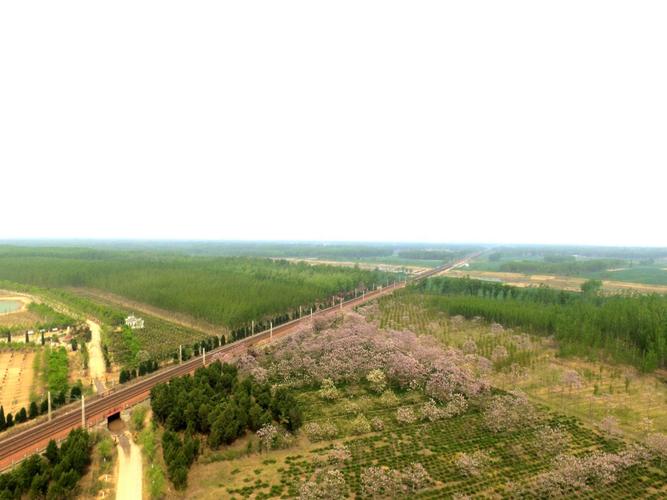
left=203, top=348, right=206, bottom=366
left=47, top=391, right=52, bottom=422
left=332, top=297, right=335, bottom=308
left=299, top=305, right=302, bottom=318
left=252, top=320, right=255, bottom=335
left=179, top=345, right=182, bottom=364
left=362, top=290, right=365, bottom=300
left=340, top=298, right=343, bottom=310
left=310, top=307, right=313, bottom=319
left=81, top=395, right=85, bottom=429
left=270, top=321, right=273, bottom=339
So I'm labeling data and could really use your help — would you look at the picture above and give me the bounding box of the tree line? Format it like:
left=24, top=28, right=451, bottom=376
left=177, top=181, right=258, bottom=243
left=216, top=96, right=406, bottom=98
left=415, top=277, right=667, bottom=371
left=0, top=384, right=83, bottom=434
left=150, top=362, right=303, bottom=489
left=0, top=250, right=390, bottom=329
left=0, top=428, right=92, bottom=499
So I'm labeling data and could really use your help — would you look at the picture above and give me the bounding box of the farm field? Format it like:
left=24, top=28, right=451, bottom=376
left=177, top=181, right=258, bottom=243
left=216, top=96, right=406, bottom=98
left=0, top=351, right=35, bottom=415
left=185, top=406, right=666, bottom=499
left=467, top=247, right=667, bottom=287
left=54, top=288, right=218, bottom=365
left=83, top=296, right=212, bottom=366
left=444, top=269, right=667, bottom=295
left=375, top=292, right=667, bottom=438
left=72, top=287, right=221, bottom=337
left=147, top=308, right=667, bottom=499
left=588, top=266, right=667, bottom=286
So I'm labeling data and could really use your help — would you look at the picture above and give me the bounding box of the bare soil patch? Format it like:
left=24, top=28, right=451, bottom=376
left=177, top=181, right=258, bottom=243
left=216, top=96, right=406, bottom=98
left=115, top=432, right=143, bottom=500
left=0, top=351, right=35, bottom=414
left=87, top=320, right=106, bottom=393
left=109, top=416, right=143, bottom=500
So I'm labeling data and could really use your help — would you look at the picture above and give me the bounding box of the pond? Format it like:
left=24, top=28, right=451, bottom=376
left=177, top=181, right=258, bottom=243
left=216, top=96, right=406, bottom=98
left=0, top=300, right=22, bottom=314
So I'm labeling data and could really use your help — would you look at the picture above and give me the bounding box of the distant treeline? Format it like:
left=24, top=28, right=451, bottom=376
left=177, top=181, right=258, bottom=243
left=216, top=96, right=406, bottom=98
left=0, top=242, right=485, bottom=262
left=0, top=248, right=389, bottom=329
left=487, top=245, right=667, bottom=260
left=0, top=243, right=395, bottom=261
left=415, top=277, right=667, bottom=372
left=498, top=258, right=625, bottom=276
left=397, top=249, right=471, bottom=261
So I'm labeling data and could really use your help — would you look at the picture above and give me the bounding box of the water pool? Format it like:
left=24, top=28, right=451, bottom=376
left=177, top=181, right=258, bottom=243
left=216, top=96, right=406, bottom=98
left=0, top=300, right=22, bottom=314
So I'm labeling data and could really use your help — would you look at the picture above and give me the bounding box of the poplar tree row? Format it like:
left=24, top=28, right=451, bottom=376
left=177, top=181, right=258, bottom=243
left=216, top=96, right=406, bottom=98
left=415, top=277, right=667, bottom=371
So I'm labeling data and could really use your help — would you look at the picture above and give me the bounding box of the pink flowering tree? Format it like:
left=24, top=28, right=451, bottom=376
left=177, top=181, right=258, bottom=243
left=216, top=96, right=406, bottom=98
left=483, top=391, right=538, bottom=433
left=299, top=469, right=347, bottom=499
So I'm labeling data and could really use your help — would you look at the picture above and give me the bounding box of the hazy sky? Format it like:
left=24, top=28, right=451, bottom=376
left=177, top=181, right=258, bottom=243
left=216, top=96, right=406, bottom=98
left=1, top=2, right=665, bottom=246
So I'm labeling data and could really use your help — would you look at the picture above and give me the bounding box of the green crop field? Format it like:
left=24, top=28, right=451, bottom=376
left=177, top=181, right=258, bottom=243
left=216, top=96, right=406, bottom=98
left=586, top=266, right=667, bottom=286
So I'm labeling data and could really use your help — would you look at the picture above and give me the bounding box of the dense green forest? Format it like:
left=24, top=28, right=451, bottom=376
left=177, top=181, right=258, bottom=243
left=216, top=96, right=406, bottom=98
left=150, top=362, right=303, bottom=489
left=415, top=277, right=667, bottom=371
left=0, top=247, right=389, bottom=328
left=0, top=429, right=92, bottom=499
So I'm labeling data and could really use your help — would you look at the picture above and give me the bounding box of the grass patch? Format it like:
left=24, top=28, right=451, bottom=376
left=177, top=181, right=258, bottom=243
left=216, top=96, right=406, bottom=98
left=44, top=346, right=69, bottom=395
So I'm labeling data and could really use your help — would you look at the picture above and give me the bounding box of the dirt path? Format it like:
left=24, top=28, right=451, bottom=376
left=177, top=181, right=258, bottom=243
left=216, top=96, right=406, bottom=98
left=86, top=320, right=106, bottom=393
left=115, top=431, right=143, bottom=500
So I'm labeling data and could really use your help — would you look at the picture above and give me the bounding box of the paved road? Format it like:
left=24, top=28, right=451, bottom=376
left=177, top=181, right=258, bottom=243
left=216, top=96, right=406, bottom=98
left=0, top=257, right=471, bottom=470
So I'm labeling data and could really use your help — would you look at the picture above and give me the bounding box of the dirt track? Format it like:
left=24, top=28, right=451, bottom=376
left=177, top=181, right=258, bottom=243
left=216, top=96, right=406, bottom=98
left=115, top=431, right=142, bottom=500
left=86, top=320, right=106, bottom=393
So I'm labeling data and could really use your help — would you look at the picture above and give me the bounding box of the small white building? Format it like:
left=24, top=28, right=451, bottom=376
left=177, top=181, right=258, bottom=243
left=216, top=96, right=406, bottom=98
left=125, top=314, right=145, bottom=329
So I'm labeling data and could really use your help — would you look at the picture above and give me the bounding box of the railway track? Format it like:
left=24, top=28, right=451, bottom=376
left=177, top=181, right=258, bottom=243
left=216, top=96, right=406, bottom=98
left=0, top=257, right=468, bottom=470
